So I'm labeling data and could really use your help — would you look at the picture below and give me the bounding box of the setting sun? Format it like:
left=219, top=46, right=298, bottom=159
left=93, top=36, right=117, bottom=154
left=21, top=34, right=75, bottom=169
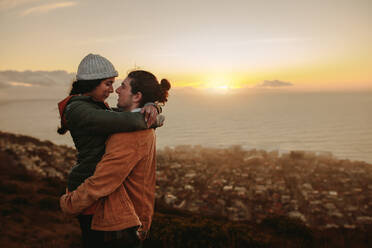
left=208, top=85, right=230, bottom=94
left=217, top=85, right=229, bottom=90
left=203, top=76, right=232, bottom=94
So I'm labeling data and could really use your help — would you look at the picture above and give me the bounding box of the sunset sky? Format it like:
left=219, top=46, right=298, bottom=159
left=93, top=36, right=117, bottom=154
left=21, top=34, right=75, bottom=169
left=0, top=0, right=371, bottom=91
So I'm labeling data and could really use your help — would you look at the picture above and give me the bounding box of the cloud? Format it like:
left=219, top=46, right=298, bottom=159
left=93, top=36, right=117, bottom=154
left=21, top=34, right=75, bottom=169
left=251, top=38, right=307, bottom=44
left=256, top=80, right=294, bottom=88
left=9, top=82, right=33, bottom=87
left=215, top=38, right=309, bottom=47
left=20, top=1, right=77, bottom=16
left=0, top=0, right=40, bottom=10
left=0, top=81, right=10, bottom=88
left=0, top=70, right=75, bottom=87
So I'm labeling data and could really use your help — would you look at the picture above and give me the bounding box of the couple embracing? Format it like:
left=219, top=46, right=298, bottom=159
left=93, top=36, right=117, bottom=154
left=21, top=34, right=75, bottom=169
left=58, top=54, right=171, bottom=247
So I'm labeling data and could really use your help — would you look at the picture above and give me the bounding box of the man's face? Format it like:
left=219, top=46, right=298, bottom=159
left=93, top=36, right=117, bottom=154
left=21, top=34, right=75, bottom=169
left=115, top=77, right=134, bottom=110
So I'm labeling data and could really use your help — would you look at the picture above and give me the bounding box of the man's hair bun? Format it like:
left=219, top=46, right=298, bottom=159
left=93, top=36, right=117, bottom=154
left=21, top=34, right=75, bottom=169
left=159, top=79, right=171, bottom=103
left=160, top=79, right=171, bottom=91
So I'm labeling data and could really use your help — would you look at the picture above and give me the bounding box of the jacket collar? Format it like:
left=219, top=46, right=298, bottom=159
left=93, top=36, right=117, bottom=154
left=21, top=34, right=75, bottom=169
left=58, top=95, right=111, bottom=127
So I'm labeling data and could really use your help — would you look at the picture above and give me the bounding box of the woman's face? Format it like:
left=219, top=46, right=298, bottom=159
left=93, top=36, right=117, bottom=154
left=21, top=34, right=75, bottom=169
left=89, top=77, right=115, bottom=102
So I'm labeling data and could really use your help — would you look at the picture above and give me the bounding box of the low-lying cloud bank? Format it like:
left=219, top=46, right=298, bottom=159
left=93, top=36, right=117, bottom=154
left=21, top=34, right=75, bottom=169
left=0, top=70, right=75, bottom=88
left=256, top=80, right=293, bottom=88
left=0, top=70, right=296, bottom=99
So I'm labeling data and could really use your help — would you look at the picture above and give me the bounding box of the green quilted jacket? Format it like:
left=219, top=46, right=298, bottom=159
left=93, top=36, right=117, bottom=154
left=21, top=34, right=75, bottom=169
left=60, top=95, right=148, bottom=191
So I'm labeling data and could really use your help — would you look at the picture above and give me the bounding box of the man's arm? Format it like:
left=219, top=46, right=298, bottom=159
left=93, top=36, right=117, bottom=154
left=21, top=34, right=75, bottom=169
left=60, top=135, right=141, bottom=214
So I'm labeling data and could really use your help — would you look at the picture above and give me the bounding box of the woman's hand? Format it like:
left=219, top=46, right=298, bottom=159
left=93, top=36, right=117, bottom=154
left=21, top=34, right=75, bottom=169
left=60, top=193, right=79, bottom=217
left=141, top=105, right=158, bottom=128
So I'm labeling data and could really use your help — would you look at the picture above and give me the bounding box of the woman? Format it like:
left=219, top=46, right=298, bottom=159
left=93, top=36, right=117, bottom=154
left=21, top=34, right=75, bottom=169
left=58, top=54, right=160, bottom=245
left=60, top=70, right=171, bottom=247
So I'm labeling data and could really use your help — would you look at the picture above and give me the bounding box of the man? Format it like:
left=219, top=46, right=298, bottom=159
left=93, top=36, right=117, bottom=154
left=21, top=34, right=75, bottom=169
left=60, top=70, right=170, bottom=248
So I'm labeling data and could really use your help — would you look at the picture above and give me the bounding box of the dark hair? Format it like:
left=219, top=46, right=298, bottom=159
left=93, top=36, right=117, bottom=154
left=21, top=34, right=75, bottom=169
left=57, top=79, right=106, bottom=135
left=68, top=79, right=103, bottom=95
left=128, top=70, right=171, bottom=107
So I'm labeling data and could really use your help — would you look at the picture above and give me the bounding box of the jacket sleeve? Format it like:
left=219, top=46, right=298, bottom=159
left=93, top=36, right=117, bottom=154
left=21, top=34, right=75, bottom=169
left=65, top=101, right=148, bottom=135
left=60, top=135, right=141, bottom=214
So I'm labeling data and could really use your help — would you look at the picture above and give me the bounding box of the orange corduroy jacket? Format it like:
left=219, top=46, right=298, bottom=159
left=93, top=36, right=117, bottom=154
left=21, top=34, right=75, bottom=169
left=60, top=129, right=156, bottom=231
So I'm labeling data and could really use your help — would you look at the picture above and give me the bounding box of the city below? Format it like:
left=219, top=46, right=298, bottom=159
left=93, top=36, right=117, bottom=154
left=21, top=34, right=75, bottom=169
left=1, top=131, right=371, bottom=230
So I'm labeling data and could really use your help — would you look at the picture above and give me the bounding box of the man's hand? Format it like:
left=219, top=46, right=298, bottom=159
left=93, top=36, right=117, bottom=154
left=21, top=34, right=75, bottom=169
left=136, top=229, right=148, bottom=241
left=141, top=105, right=158, bottom=128
left=156, top=115, right=165, bottom=127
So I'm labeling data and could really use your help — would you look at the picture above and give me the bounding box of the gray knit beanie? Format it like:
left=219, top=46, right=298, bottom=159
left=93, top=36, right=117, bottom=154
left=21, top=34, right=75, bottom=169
left=76, top=53, right=118, bottom=80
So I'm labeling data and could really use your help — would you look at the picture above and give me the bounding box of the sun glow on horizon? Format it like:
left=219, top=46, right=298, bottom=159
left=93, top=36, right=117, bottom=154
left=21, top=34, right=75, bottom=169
left=207, top=84, right=231, bottom=94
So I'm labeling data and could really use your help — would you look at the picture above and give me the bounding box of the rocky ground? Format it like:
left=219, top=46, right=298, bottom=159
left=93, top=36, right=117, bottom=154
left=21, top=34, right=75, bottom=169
left=0, top=130, right=371, bottom=247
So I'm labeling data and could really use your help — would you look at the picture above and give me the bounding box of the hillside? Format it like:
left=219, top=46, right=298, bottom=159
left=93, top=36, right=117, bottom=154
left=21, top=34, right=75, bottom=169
left=0, top=131, right=371, bottom=247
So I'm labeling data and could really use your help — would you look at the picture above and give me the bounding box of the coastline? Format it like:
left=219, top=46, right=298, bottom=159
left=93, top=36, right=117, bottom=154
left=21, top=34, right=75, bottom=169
left=1, top=91, right=372, bottom=164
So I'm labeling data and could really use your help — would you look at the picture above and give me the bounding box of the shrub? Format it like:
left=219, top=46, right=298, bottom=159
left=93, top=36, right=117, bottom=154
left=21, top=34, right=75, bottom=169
left=0, top=181, right=21, bottom=194
left=11, top=196, right=30, bottom=206
left=38, top=196, right=59, bottom=211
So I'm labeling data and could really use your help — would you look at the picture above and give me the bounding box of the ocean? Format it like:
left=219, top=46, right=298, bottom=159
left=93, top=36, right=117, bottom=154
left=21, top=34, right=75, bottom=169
left=1, top=91, right=371, bottom=163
